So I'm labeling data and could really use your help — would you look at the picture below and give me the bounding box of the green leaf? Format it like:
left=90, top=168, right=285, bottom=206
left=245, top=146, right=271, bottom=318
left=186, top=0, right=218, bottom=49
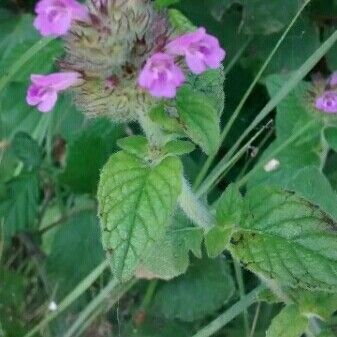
left=0, top=39, right=63, bottom=82
left=0, top=172, right=39, bottom=239
left=155, top=0, right=180, bottom=9
left=285, top=166, right=337, bottom=221
left=152, top=257, right=235, bottom=322
left=117, top=136, right=149, bottom=158
left=266, top=305, right=308, bottom=337
left=60, top=118, right=124, bottom=194
left=245, top=18, right=320, bottom=75
left=149, top=105, right=184, bottom=134
left=0, top=82, right=42, bottom=139
left=10, top=132, right=43, bottom=170
left=185, top=67, right=225, bottom=116
left=136, top=211, right=203, bottom=280
left=98, top=151, right=183, bottom=281
left=177, top=87, right=220, bottom=155
left=163, top=140, right=195, bottom=156
left=0, top=14, right=39, bottom=62
left=217, top=183, right=243, bottom=226
left=46, top=210, right=104, bottom=297
left=295, top=290, right=337, bottom=321
left=242, top=1, right=301, bottom=35
left=205, top=226, right=232, bottom=258
left=205, top=184, right=243, bottom=258
left=168, top=9, right=195, bottom=33
left=230, top=187, right=337, bottom=292
left=324, top=126, right=337, bottom=152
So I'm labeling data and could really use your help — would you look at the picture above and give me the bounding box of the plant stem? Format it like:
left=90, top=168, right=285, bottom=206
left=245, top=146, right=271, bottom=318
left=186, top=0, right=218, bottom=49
left=193, top=0, right=312, bottom=189
left=138, top=112, right=215, bottom=230
left=24, top=260, right=109, bottom=337
left=180, top=178, right=215, bottom=230
left=64, top=278, right=136, bottom=337
left=192, top=284, right=265, bottom=337
left=0, top=38, right=52, bottom=93
left=199, top=28, right=337, bottom=195
left=249, top=302, right=261, bottom=337
left=141, top=280, right=159, bottom=309
left=233, top=258, right=250, bottom=337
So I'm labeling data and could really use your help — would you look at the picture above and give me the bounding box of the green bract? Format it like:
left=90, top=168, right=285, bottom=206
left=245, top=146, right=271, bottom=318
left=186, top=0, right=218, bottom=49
left=97, top=151, right=183, bottom=281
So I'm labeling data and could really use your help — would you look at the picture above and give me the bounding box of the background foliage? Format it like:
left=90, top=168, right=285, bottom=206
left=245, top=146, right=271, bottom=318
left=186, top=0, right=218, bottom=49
left=1, top=0, right=337, bottom=337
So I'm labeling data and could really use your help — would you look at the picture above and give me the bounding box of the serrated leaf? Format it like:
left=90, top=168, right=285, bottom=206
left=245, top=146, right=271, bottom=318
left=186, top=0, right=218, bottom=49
left=177, top=87, right=220, bottom=155
left=205, top=184, right=243, bottom=258
left=0, top=172, right=39, bottom=239
left=117, top=136, right=149, bottom=158
left=10, top=132, right=43, bottom=169
left=266, top=305, right=308, bottom=337
left=98, top=151, right=183, bottom=281
left=60, top=118, right=124, bottom=194
left=230, top=187, right=337, bottom=292
left=136, top=211, right=203, bottom=280
left=46, top=210, right=104, bottom=297
left=152, top=257, right=235, bottom=322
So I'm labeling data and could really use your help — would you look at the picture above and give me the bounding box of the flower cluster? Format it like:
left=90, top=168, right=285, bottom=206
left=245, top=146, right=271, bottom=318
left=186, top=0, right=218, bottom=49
left=315, top=72, right=337, bottom=114
left=26, top=0, right=226, bottom=116
left=138, top=27, right=226, bottom=98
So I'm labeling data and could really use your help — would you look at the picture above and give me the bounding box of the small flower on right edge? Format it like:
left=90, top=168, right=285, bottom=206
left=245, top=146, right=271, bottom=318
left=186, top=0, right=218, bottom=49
left=315, top=91, right=337, bottom=114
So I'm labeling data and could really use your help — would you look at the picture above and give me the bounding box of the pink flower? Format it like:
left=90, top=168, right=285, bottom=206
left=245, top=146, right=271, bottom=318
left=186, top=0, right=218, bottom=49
left=138, top=53, right=185, bottom=98
left=329, top=71, right=337, bottom=87
left=166, top=27, right=226, bottom=74
left=34, top=0, right=89, bottom=37
left=315, top=91, right=337, bottom=114
left=27, top=72, right=82, bottom=112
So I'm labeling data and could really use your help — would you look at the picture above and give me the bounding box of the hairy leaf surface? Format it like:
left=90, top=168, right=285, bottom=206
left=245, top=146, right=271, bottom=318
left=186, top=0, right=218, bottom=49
left=230, top=187, right=337, bottom=292
left=98, top=151, right=182, bottom=281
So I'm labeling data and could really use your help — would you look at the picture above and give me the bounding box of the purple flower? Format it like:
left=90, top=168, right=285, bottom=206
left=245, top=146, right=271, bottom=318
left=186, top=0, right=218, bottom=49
left=166, top=27, right=226, bottom=74
left=34, top=0, right=89, bottom=37
left=329, top=71, right=337, bottom=87
left=138, top=53, right=185, bottom=98
left=315, top=91, right=337, bottom=114
left=27, top=72, right=82, bottom=112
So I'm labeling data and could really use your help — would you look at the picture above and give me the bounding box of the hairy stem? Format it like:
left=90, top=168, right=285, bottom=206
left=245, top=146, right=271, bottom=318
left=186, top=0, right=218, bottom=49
left=138, top=112, right=215, bottom=230
left=179, top=178, right=215, bottom=230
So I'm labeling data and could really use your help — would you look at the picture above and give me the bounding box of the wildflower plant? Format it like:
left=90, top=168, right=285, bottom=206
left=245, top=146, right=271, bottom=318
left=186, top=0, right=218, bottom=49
left=2, top=0, right=337, bottom=336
